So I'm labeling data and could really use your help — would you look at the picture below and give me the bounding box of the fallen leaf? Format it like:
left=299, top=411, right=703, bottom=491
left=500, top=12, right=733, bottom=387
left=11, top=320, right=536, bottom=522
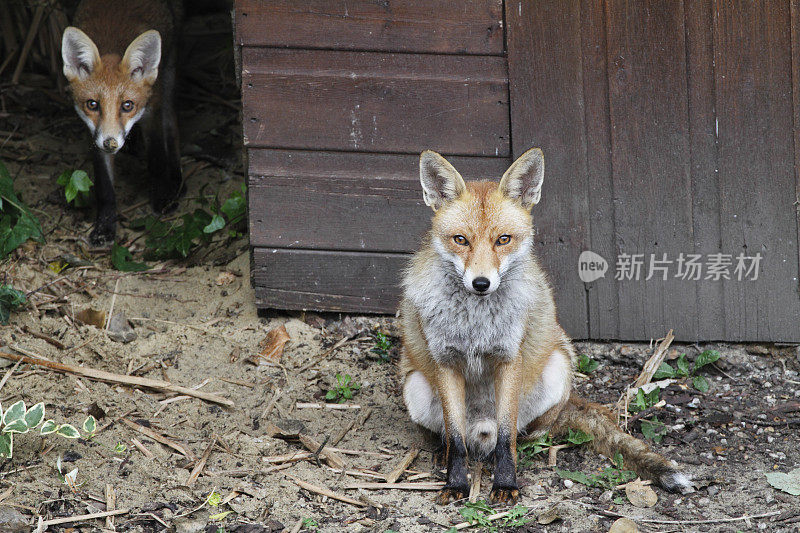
left=76, top=307, right=107, bottom=328
left=256, top=325, right=290, bottom=364
left=766, top=468, right=800, bottom=496
left=625, top=479, right=658, bottom=508
left=536, top=505, right=562, bottom=525
left=609, top=517, right=638, bottom=533
left=106, top=312, right=137, bottom=343
left=215, top=271, right=236, bottom=286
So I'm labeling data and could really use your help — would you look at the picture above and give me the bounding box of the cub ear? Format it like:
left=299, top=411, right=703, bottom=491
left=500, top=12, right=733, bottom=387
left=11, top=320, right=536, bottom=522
left=62, top=27, right=101, bottom=80
left=419, top=150, right=466, bottom=211
left=122, top=30, right=161, bottom=84
left=498, top=148, right=544, bottom=210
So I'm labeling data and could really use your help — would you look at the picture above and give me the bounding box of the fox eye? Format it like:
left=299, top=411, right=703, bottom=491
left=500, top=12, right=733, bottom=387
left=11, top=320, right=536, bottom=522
left=496, top=235, right=512, bottom=246
left=121, top=100, right=134, bottom=112
left=453, top=235, right=469, bottom=246
left=85, top=99, right=99, bottom=111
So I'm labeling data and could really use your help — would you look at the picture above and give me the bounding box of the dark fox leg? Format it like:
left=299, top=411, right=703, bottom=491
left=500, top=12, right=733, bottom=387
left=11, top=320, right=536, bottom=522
left=548, top=394, right=693, bottom=493
left=434, top=367, right=469, bottom=505
left=89, top=149, right=117, bottom=246
left=490, top=358, right=522, bottom=504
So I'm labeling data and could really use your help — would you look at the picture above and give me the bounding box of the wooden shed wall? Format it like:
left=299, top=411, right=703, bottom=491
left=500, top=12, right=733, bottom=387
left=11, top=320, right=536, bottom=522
left=237, top=0, right=800, bottom=343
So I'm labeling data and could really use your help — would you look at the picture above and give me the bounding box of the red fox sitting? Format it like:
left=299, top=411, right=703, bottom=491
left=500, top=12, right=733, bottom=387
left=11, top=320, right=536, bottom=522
left=400, top=149, right=692, bottom=504
left=62, top=0, right=183, bottom=245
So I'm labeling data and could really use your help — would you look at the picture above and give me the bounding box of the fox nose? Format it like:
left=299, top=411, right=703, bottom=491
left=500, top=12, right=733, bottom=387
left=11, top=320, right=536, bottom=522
left=472, top=277, right=491, bottom=292
left=103, top=137, right=118, bottom=152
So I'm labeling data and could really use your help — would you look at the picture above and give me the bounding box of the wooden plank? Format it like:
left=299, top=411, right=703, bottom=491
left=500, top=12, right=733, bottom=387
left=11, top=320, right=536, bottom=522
left=714, top=1, right=800, bottom=341
left=606, top=0, right=697, bottom=340
left=505, top=0, right=589, bottom=338
left=685, top=0, right=725, bottom=340
left=252, top=248, right=407, bottom=313
left=580, top=0, right=619, bottom=339
left=793, top=1, right=800, bottom=329
left=247, top=150, right=510, bottom=252
left=241, top=48, right=509, bottom=156
left=233, top=0, right=504, bottom=56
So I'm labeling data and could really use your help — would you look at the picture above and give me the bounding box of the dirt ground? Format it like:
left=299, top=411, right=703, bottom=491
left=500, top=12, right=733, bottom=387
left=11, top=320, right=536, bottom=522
left=2, top=9, right=800, bottom=533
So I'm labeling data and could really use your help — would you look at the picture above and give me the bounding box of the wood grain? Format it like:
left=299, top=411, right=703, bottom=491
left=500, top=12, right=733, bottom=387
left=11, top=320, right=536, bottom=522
left=505, top=0, right=589, bottom=338
left=234, top=0, right=504, bottom=55
left=248, top=150, right=510, bottom=252
left=241, top=48, right=509, bottom=156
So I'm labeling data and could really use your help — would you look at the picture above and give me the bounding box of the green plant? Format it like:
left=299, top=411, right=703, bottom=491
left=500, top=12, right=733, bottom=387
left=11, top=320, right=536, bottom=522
left=111, top=243, right=150, bottom=272
left=556, top=452, right=636, bottom=490
left=0, top=401, right=92, bottom=459
left=0, top=285, right=26, bottom=325
left=449, top=500, right=531, bottom=532
left=577, top=353, right=600, bottom=374
left=517, top=429, right=593, bottom=467
left=301, top=517, right=319, bottom=530
left=628, top=387, right=661, bottom=413
left=325, top=373, right=360, bottom=403
left=113, top=442, right=127, bottom=453
left=654, top=350, right=721, bottom=392
left=57, top=169, right=93, bottom=207
left=371, top=331, right=393, bottom=363
left=0, top=160, right=44, bottom=260
left=640, top=416, right=668, bottom=443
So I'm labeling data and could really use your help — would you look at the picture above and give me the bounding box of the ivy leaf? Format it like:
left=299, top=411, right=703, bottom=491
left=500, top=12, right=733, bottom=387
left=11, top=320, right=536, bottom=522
left=55, top=424, right=80, bottom=439
left=653, top=362, right=676, bottom=380
left=203, top=214, right=225, bottom=234
left=3, top=419, right=28, bottom=434
left=82, top=415, right=97, bottom=434
left=0, top=285, right=27, bottom=326
left=58, top=170, right=92, bottom=204
left=40, top=419, right=58, bottom=435
left=24, top=402, right=45, bottom=428
left=675, top=354, right=690, bottom=377
left=111, top=243, right=150, bottom=272
left=3, top=400, right=25, bottom=425
left=566, top=428, right=594, bottom=445
left=0, top=433, right=12, bottom=458
left=693, top=375, right=710, bottom=393
left=694, top=350, right=721, bottom=372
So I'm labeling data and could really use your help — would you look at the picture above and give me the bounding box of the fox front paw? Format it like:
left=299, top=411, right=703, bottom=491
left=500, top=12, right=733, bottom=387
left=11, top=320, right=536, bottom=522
left=434, top=485, right=469, bottom=505
left=489, top=485, right=519, bottom=505
left=89, top=221, right=115, bottom=247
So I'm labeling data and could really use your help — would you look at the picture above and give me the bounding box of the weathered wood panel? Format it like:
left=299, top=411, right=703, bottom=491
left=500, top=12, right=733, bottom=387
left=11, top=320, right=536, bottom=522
left=234, top=0, right=504, bottom=55
left=606, top=0, right=697, bottom=340
left=580, top=0, right=619, bottom=339
left=241, top=48, right=509, bottom=156
left=505, top=0, right=589, bottom=339
left=253, top=248, right=407, bottom=313
left=714, top=1, right=800, bottom=340
left=685, top=0, right=725, bottom=340
left=248, top=150, right=510, bottom=252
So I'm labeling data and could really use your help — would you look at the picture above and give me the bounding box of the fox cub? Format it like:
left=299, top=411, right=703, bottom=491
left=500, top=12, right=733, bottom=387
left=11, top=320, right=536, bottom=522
left=62, top=0, right=183, bottom=245
left=400, top=149, right=692, bottom=504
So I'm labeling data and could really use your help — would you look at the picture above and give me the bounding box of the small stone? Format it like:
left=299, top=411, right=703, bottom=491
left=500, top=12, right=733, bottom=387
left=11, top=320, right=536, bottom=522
left=707, top=485, right=720, bottom=497
left=106, top=312, right=137, bottom=343
left=600, top=490, right=613, bottom=502
left=563, top=479, right=574, bottom=488
left=698, top=497, right=711, bottom=506
left=0, top=507, right=29, bottom=533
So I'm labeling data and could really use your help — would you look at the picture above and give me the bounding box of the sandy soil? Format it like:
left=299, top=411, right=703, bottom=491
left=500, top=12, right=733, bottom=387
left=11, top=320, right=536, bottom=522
left=2, top=9, right=800, bottom=533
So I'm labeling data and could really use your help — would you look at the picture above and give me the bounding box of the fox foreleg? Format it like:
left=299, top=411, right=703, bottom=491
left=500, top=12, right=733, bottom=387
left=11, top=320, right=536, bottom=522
left=490, top=357, right=522, bottom=504
left=434, top=366, right=470, bottom=505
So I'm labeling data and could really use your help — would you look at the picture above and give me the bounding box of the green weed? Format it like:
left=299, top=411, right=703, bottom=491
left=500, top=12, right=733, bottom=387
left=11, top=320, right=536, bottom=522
left=370, top=331, right=393, bottom=363
left=577, top=353, right=600, bottom=374
left=0, top=160, right=44, bottom=260
left=57, top=169, right=92, bottom=207
left=0, top=285, right=26, bottom=325
left=447, top=500, right=531, bottom=532
left=325, top=373, right=360, bottom=403
left=556, top=452, right=636, bottom=490
left=654, top=350, right=721, bottom=392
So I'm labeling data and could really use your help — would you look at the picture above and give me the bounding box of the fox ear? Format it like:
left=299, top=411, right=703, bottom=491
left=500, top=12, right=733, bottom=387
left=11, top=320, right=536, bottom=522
left=122, top=30, right=161, bottom=84
left=419, top=151, right=466, bottom=211
left=499, top=148, right=544, bottom=210
left=62, top=27, right=101, bottom=80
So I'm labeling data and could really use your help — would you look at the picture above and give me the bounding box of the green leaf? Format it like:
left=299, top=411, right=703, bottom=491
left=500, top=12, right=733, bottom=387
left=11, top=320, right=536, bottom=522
left=2, top=419, right=28, bottom=433
left=675, top=354, right=690, bottom=377
left=653, top=361, right=676, bottom=380
left=765, top=468, right=800, bottom=496
left=203, top=214, right=225, bottom=234
left=210, top=511, right=234, bottom=521
left=111, top=243, right=150, bottom=272
left=60, top=170, right=92, bottom=204
left=694, top=350, right=721, bottom=372
left=40, top=419, right=58, bottom=435
left=693, top=375, right=710, bottom=393
left=206, top=490, right=223, bottom=507
left=577, top=354, right=600, bottom=374
left=3, top=400, right=25, bottom=425
left=0, top=433, right=12, bottom=458
left=24, top=402, right=45, bottom=428
left=640, top=417, right=667, bottom=443
left=55, top=424, right=80, bottom=439
left=566, top=428, right=594, bottom=445
left=82, top=415, right=97, bottom=434
left=325, top=390, right=337, bottom=400
left=556, top=468, right=595, bottom=487
left=0, top=285, right=27, bottom=326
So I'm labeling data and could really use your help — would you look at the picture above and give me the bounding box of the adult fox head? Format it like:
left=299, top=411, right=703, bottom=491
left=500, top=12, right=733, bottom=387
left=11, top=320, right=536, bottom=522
left=419, top=148, right=545, bottom=296
left=62, top=27, right=161, bottom=153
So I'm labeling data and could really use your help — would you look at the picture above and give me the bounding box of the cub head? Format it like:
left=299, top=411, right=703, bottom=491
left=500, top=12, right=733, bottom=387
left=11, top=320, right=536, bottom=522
left=419, top=148, right=544, bottom=295
left=62, top=27, right=161, bottom=153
